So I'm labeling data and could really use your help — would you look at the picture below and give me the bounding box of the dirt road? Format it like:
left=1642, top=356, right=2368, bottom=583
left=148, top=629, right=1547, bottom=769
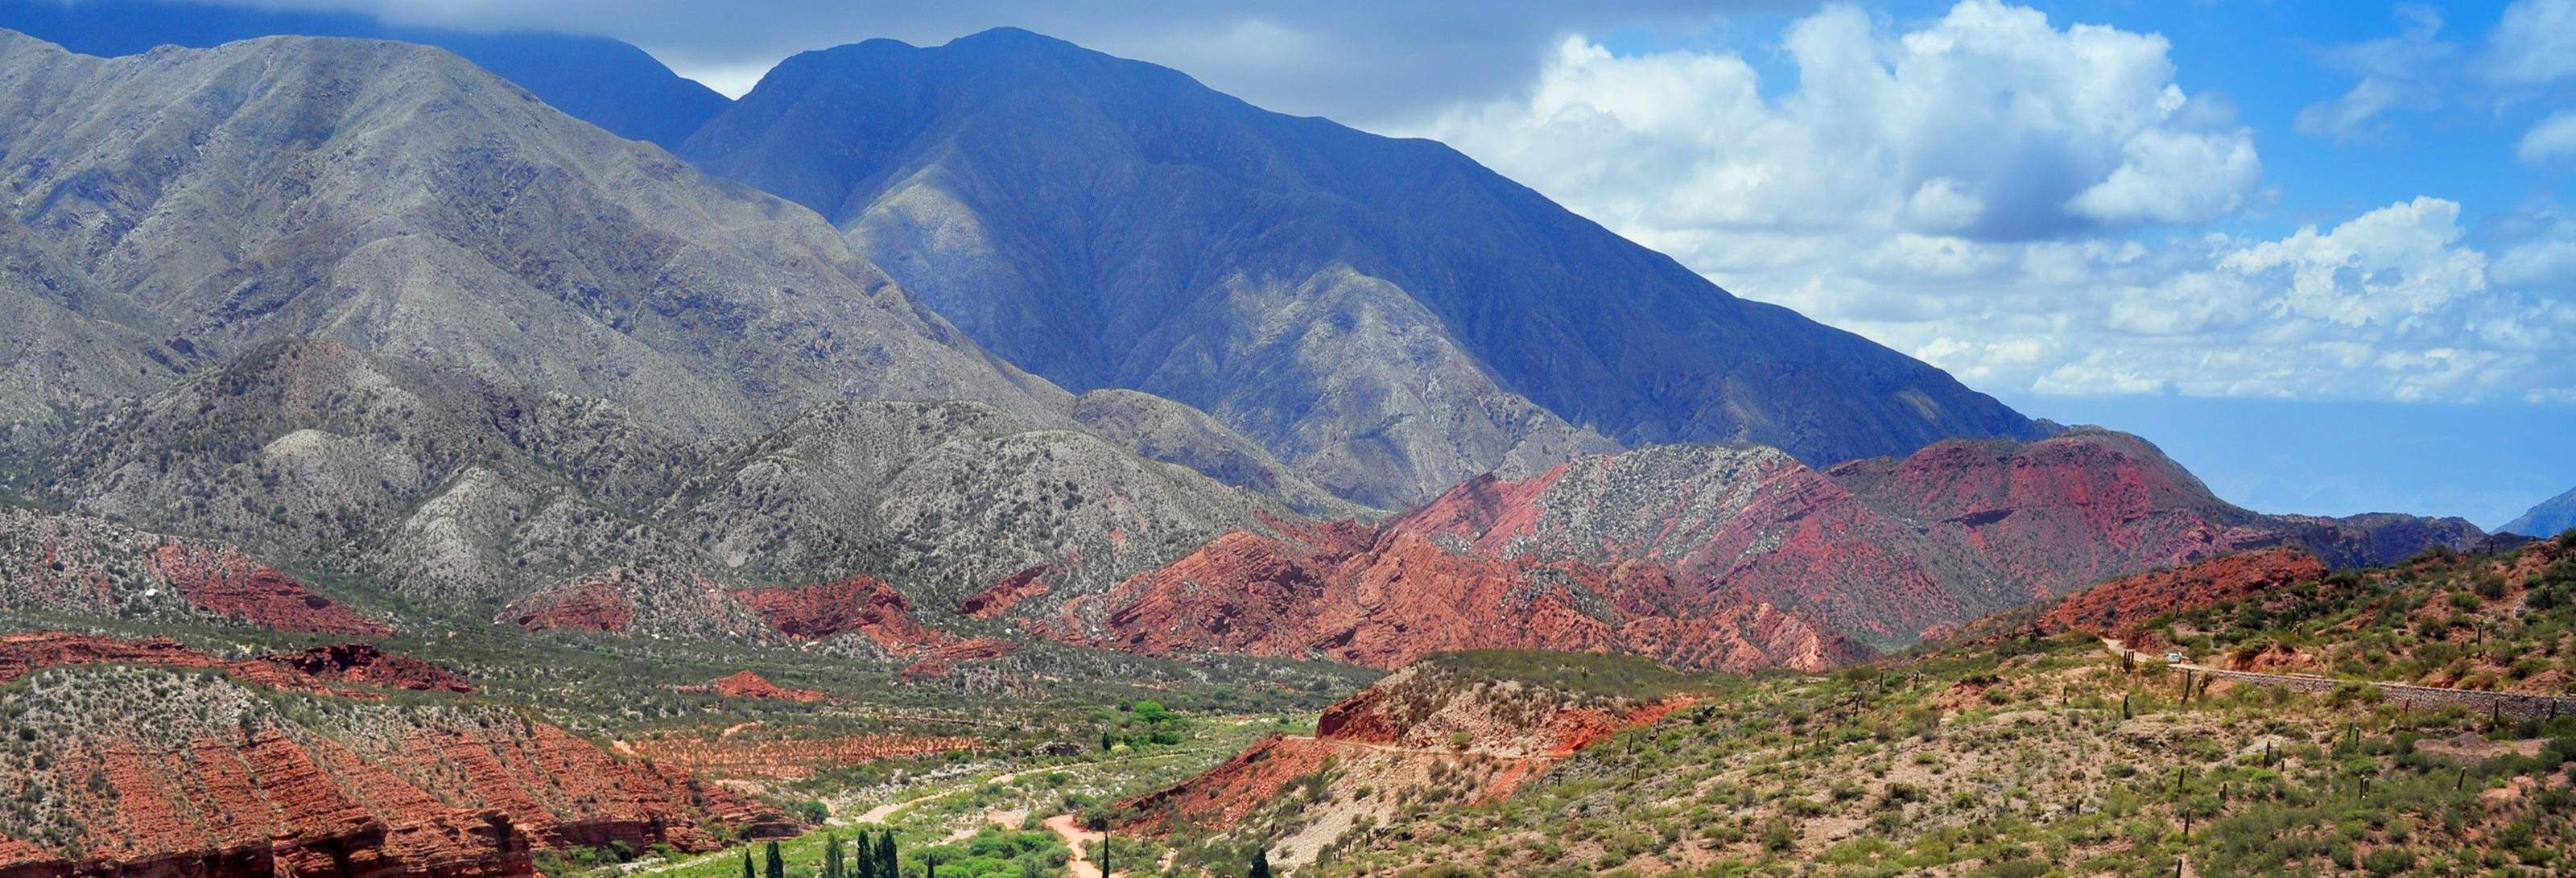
left=1044, top=814, right=1106, bottom=878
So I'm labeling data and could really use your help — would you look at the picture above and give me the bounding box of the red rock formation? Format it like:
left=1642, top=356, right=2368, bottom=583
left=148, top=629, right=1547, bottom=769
left=895, top=638, right=1014, bottom=682
left=151, top=542, right=393, bottom=636
left=1125, top=655, right=1695, bottom=835
left=735, top=575, right=944, bottom=653
left=735, top=576, right=1018, bottom=678
left=703, top=670, right=829, bottom=703
left=0, top=632, right=224, bottom=684
left=0, top=633, right=472, bottom=699
left=1056, top=430, right=2475, bottom=671
left=0, top=634, right=795, bottom=877
left=2031, top=547, right=2328, bottom=639
left=1046, top=521, right=1865, bottom=674
left=960, top=564, right=1055, bottom=619
left=509, top=576, right=637, bottom=633
left=0, top=836, right=69, bottom=878
left=1829, top=431, right=2284, bottom=608
left=251, top=643, right=475, bottom=693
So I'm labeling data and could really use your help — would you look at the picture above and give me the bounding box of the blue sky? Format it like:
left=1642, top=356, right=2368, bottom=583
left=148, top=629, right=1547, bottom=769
left=89, top=0, right=2576, bottom=529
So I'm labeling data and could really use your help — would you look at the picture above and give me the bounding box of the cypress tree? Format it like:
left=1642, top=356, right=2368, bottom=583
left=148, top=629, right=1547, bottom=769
left=876, top=831, right=898, bottom=878
left=1250, top=847, right=1273, bottom=878
left=766, top=841, right=785, bottom=878
left=852, top=833, right=875, bottom=878
left=825, top=833, right=844, bottom=878
left=741, top=847, right=755, bottom=878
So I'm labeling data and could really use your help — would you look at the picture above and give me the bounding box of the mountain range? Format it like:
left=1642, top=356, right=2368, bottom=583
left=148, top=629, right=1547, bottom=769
left=678, top=28, right=2043, bottom=507
left=0, top=27, right=2484, bottom=661
left=0, top=0, right=728, bottom=150
left=2504, top=484, right=2576, bottom=538
left=0, top=21, right=2534, bottom=878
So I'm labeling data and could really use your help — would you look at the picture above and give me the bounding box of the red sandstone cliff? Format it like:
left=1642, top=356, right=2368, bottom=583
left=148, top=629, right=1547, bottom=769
left=0, top=632, right=796, bottom=876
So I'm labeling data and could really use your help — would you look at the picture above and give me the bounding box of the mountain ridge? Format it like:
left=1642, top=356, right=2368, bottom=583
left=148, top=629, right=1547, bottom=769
left=679, top=26, right=2046, bottom=507
left=2504, top=484, right=2576, bottom=538
left=0, top=0, right=729, bottom=150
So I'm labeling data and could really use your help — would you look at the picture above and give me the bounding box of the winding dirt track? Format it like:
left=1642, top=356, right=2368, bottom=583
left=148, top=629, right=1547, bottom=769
left=1044, top=814, right=1106, bottom=878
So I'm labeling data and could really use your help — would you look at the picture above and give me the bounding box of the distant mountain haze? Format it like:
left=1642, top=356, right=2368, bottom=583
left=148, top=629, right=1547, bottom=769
left=2504, top=486, right=2576, bottom=538
left=0, top=0, right=730, bottom=150
left=679, top=27, right=2046, bottom=507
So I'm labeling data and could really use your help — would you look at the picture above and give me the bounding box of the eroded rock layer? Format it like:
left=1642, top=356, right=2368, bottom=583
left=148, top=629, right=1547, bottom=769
left=1038, top=430, right=2482, bottom=666
left=0, top=633, right=796, bottom=876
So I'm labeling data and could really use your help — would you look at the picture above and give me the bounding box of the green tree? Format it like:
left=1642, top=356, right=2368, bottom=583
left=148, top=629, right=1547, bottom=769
left=741, top=847, right=755, bottom=878
left=874, top=831, right=898, bottom=878
left=824, top=833, right=844, bottom=878
left=766, top=841, right=785, bottom=878
left=852, top=833, right=877, bottom=878
left=1250, top=846, right=1273, bottom=878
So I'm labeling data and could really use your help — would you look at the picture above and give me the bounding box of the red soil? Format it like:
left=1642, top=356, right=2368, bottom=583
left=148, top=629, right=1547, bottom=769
left=700, top=670, right=829, bottom=703
left=151, top=542, right=392, bottom=636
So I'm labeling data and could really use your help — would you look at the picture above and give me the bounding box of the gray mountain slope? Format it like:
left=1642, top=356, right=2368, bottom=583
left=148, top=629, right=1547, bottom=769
left=2504, top=486, right=2576, bottom=538
left=679, top=27, right=2043, bottom=507
left=0, top=0, right=730, bottom=150
left=29, top=339, right=1286, bottom=636
left=0, top=31, right=1066, bottom=440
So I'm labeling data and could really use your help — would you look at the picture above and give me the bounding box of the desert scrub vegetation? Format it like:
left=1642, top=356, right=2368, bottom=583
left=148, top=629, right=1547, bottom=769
left=1294, top=633, right=2575, bottom=877
left=1415, top=650, right=1706, bottom=703
left=2137, top=538, right=2576, bottom=695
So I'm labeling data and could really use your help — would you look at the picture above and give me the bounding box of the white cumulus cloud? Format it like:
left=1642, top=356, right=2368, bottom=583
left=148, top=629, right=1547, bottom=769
left=1409, top=0, right=2576, bottom=406
left=1416, top=0, right=2258, bottom=244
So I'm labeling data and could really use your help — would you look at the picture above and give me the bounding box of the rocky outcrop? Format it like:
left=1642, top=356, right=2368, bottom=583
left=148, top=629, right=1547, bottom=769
left=894, top=638, right=1015, bottom=683
left=699, top=670, right=828, bottom=703
left=0, top=645, right=795, bottom=876
left=252, top=644, right=474, bottom=694
left=960, top=564, right=1056, bottom=619
left=735, top=575, right=943, bottom=651
left=0, top=632, right=467, bottom=698
left=733, top=575, right=1019, bottom=678
left=1121, top=652, right=1695, bottom=860
left=2027, top=547, right=2328, bottom=640
left=507, top=575, right=638, bottom=633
